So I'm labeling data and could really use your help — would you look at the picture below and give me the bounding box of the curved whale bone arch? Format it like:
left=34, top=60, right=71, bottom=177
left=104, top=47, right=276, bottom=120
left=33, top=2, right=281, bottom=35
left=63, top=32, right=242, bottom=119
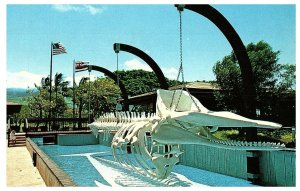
left=89, top=89, right=285, bottom=179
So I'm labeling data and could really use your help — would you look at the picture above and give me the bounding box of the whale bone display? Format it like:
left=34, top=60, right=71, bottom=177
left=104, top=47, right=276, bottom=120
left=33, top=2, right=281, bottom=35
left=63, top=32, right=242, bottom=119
left=89, top=89, right=284, bottom=179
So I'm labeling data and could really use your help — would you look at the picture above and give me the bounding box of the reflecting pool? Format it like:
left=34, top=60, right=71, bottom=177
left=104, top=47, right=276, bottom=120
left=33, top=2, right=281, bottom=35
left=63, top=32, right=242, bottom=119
left=32, top=138, right=257, bottom=187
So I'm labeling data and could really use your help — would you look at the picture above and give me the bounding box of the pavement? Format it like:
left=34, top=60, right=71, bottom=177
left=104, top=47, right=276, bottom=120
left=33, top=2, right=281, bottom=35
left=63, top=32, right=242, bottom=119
left=6, top=145, right=46, bottom=187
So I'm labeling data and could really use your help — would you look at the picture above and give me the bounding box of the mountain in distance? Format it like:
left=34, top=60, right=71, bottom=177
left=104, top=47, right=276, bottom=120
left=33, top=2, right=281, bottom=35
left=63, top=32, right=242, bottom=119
left=7, top=88, right=73, bottom=108
left=7, top=88, right=30, bottom=104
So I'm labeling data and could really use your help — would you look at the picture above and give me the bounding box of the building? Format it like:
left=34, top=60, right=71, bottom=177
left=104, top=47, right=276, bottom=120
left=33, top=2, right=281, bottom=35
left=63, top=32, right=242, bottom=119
left=7, top=102, right=23, bottom=117
left=128, top=81, right=219, bottom=112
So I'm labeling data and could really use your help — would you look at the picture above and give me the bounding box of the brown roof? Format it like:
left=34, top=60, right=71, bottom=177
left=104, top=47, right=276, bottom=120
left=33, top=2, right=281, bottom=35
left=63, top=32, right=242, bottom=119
left=128, top=91, right=156, bottom=99
left=7, top=102, right=23, bottom=116
left=170, top=81, right=219, bottom=90
left=127, top=81, right=218, bottom=101
left=7, top=102, right=22, bottom=106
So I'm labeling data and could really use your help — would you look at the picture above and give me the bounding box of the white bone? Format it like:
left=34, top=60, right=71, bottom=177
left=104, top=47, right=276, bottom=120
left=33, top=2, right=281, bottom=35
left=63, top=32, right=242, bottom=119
left=89, top=89, right=285, bottom=179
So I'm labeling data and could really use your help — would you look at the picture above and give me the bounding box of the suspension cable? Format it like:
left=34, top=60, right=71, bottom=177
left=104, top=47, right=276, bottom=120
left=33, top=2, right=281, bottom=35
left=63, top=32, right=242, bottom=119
left=170, top=9, right=184, bottom=110
left=170, top=7, right=201, bottom=112
left=174, top=9, right=185, bottom=109
left=170, top=9, right=183, bottom=109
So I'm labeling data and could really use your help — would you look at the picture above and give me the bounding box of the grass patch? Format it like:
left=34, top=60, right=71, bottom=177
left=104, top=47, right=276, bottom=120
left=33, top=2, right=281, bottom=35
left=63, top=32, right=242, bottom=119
left=213, top=130, right=239, bottom=141
left=212, top=129, right=295, bottom=148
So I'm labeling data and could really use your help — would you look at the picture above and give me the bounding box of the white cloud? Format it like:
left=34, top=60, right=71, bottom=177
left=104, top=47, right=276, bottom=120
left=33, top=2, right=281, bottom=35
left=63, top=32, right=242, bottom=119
left=83, top=5, right=104, bottom=15
left=52, top=5, right=79, bottom=12
left=52, top=5, right=104, bottom=15
left=7, top=71, right=46, bottom=89
left=65, top=74, right=97, bottom=85
left=123, top=59, right=178, bottom=80
left=124, top=59, right=152, bottom=72
left=162, top=67, right=178, bottom=80
left=6, top=71, right=100, bottom=89
left=7, top=66, right=177, bottom=89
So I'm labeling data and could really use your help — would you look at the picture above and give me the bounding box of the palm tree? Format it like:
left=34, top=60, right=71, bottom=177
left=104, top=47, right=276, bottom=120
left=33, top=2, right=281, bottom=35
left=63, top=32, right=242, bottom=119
left=53, top=73, right=70, bottom=117
left=41, top=76, right=51, bottom=90
left=30, top=76, right=51, bottom=128
left=31, top=76, right=51, bottom=119
left=54, top=73, right=63, bottom=107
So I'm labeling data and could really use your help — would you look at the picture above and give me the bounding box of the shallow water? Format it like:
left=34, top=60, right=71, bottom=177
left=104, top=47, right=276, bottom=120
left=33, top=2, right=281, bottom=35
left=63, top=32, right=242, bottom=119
left=32, top=138, right=257, bottom=187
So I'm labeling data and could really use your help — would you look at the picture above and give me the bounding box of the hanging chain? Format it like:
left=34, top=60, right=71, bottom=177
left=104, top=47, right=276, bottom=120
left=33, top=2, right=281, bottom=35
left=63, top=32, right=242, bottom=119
left=174, top=10, right=185, bottom=109
left=175, top=10, right=184, bottom=83
left=170, top=8, right=201, bottom=112
left=170, top=10, right=183, bottom=109
left=179, top=10, right=184, bottom=83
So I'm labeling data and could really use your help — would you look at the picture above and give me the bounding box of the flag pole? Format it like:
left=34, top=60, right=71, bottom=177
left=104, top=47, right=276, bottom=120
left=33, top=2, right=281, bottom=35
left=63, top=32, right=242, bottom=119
left=49, top=42, right=53, bottom=131
left=73, top=60, right=76, bottom=129
left=88, top=66, right=91, bottom=124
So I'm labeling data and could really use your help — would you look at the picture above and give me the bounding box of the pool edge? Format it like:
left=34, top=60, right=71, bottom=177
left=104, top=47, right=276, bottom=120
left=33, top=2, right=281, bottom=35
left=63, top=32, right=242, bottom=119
left=26, top=138, right=77, bottom=187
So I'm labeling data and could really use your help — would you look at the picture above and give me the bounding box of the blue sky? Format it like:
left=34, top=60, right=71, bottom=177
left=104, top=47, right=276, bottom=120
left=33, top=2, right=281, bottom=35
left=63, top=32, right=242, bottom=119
left=6, top=4, right=296, bottom=88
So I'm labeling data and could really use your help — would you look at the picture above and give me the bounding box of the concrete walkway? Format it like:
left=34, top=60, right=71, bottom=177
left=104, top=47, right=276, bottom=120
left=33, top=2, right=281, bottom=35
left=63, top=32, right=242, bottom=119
left=6, top=145, right=46, bottom=187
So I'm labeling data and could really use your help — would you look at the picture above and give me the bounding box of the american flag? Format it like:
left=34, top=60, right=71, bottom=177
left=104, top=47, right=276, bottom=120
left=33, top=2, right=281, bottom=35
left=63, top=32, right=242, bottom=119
left=52, top=42, right=67, bottom=55
left=75, top=61, right=89, bottom=72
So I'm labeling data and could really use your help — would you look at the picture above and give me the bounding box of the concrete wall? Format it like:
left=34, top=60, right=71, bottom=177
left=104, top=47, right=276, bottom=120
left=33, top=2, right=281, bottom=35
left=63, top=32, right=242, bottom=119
left=179, top=144, right=296, bottom=186
left=57, top=133, right=98, bottom=146
left=259, top=150, right=296, bottom=186
left=26, top=138, right=77, bottom=187
left=97, top=131, right=114, bottom=147
left=94, top=131, right=296, bottom=186
left=179, top=144, right=248, bottom=179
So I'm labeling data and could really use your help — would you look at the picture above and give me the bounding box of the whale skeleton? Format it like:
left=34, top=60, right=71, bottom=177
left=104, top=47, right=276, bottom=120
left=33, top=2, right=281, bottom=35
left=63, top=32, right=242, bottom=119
left=89, top=89, right=284, bottom=179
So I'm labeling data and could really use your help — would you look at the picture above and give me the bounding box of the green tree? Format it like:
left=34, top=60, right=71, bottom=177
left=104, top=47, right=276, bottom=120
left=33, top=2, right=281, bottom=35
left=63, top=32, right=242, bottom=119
left=213, top=41, right=295, bottom=123
left=74, top=77, right=89, bottom=122
left=115, top=70, right=160, bottom=96
left=115, top=70, right=181, bottom=96
left=53, top=73, right=70, bottom=118
left=88, top=78, right=120, bottom=118
left=74, top=77, right=120, bottom=123
left=41, top=76, right=51, bottom=90
left=26, top=85, right=51, bottom=119
left=25, top=74, right=69, bottom=119
left=277, top=64, right=295, bottom=92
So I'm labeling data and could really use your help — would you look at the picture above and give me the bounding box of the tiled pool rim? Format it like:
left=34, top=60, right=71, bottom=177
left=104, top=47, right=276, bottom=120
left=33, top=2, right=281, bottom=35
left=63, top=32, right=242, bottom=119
left=26, top=138, right=77, bottom=186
